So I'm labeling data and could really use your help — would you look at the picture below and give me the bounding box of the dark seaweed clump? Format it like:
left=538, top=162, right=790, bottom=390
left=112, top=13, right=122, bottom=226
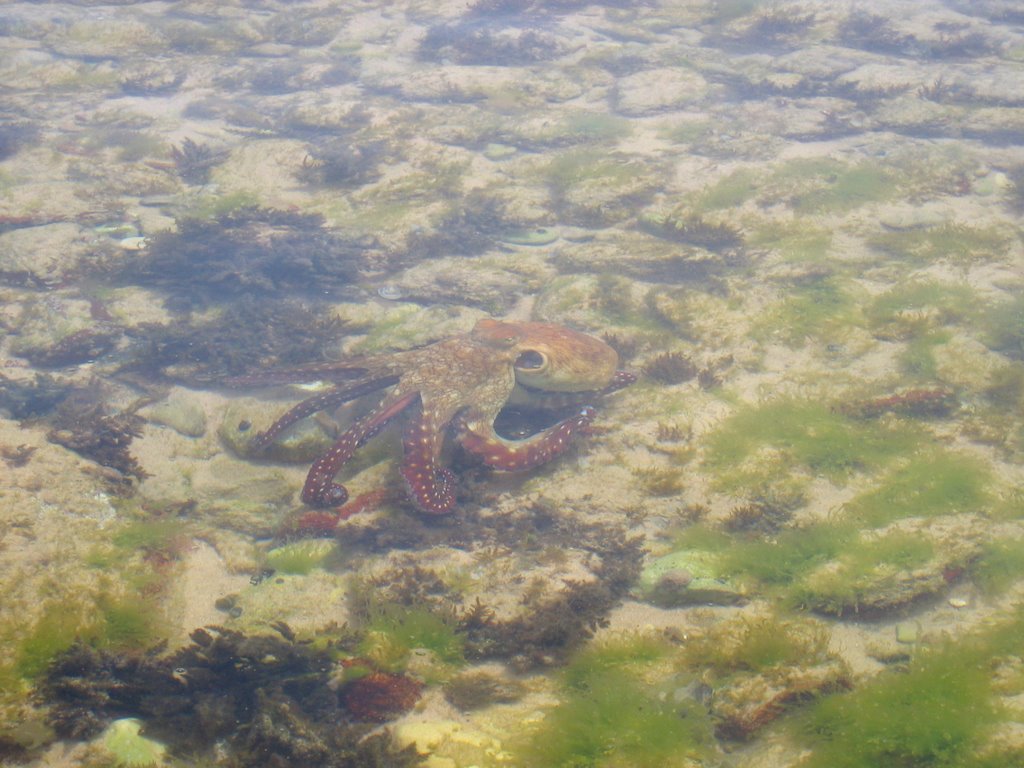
left=297, top=140, right=387, bottom=188
left=419, top=21, right=564, bottom=65
left=404, top=193, right=513, bottom=260
left=46, top=396, right=149, bottom=489
left=349, top=511, right=645, bottom=670
left=0, top=373, right=74, bottom=419
left=639, top=215, right=744, bottom=252
left=37, top=627, right=424, bottom=768
left=114, top=208, right=365, bottom=305
left=20, top=329, right=119, bottom=369
left=461, top=521, right=644, bottom=669
left=119, top=297, right=349, bottom=381
left=0, top=120, right=38, bottom=161
left=642, top=351, right=698, bottom=385
left=170, top=137, right=228, bottom=185
left=835, top=11, right=914, bottom=55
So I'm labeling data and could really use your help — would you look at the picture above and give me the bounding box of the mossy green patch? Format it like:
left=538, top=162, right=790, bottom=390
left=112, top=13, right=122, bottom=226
left=515, top=636, right=711, bottom=768
left=981, top=293, right=1024, bottom=359
left=760, top=158, right=895, bottom=214
left=868, top=223, right=1013, bottom=267
left=756, top=275, right=863, bottom=345
left=15, top=603, right=90, bottom=679
left=704, top=399, right=923, bottom=492
left=899, top=329, right=950, bottom=379
left=796, top=610, right=1024, bottom=768
left=750, top=219, right=832, bottom=264
left=794, top=163, right=895, bottom=213
left=545, top=148, right=647, bottom=198
left=790, top=531, right=936, bottom=613
left=972, top=537, right=1024, bottom=596
left=722, top=520, right=854, bottom=589
left=842, top=449, right=991, bottom=527
left=692, top=168, right=761, bottom=211
left=96, top=594, right=163, bottom=649
left=678, top=615, right=831, bottom=675
left=265, top=539, right=340, bottom=575
left=866, top=280, right=977, bottom=340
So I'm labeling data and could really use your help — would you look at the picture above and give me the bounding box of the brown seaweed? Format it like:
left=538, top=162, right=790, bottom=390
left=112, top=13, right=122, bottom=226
left=37, top=628, right=425, bottom=767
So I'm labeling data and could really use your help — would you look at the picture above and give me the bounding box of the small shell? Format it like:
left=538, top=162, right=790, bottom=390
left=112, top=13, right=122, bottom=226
left=377, top=284, right=405, bottom=300
left=119, top=236, right=148, bottom=250
left=498, top=227, right=559, bottom=246
left=948, top=597, right=968, bottom=609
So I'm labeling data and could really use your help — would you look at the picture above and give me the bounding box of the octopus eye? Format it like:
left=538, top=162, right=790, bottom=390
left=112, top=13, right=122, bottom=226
left=515, top=350, right=547, bottom=371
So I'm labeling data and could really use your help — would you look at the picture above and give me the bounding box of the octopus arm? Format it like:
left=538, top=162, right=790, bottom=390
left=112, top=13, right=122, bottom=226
left=399, top=404, right=457, bottom=515
left=252, top=375, right=400, bottom=450
left=456, top=406, right=598, bottom=472
left=302, top=390, right=418, bottom=507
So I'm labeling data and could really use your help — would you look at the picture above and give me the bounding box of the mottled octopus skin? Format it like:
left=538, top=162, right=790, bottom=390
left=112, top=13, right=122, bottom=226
left=236, top=319, right=635, bottom=514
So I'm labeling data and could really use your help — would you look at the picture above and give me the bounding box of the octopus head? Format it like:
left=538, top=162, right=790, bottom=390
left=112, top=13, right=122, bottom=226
left=473, top=318, right=618, bottom=392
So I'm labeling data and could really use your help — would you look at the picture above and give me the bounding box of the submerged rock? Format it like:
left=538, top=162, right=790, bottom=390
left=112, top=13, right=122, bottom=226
left=638, top=550, right=746, bottom=606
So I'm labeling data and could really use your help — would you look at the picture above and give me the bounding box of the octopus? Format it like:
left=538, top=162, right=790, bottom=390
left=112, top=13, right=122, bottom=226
left=236, top=318, right=635, bottom=514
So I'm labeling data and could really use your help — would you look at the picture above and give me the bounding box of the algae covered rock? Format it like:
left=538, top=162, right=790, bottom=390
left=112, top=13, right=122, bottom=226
left=638, top=550, right=746, bottom=607
left=142, top=391, right=207, bottom=438
left=613, top=67, right=709, bottom=116
left=98, top=718, right=167, bottom=768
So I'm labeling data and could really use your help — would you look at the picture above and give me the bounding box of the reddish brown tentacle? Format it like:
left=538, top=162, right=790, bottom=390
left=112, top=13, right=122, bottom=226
left=456, top=406, right=597, bottom=472
left=399, top=406, right=457, bottom=515
left=301, top=391, right=418, bottom=508
left=251, top=376, right=399, bottom=450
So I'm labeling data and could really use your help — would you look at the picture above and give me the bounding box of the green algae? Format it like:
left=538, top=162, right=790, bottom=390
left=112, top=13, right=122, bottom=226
left=704, top=399, right=923, bottom=492
left=756, top=275, right=863, bottom=345
left=749, top=219, right=832, bottom=264
left=790, top=531, right=936, bottom=614
left=264, top=539, right=340, bottom=575
left=691, top=168, right=761, bottom=211
left=678, top=615, right=831, bottom=675
left=515, top=635, right=711, bottom=768
left=866, top=280, right=977, bottom=340
left=841, top=449, right=992, bottom=527
left=868, top=223, right=1013, bottom=266
left=899, top=329, right=950, bottom=379
left=971, top=537, right=1024, bottom=596
left=14, top=592, right=163, bottom=681
left=758, top=158, right=894, bottom=214
left=793, top=162, right=895, bottom=214
left=796, top=609, right=1024, bottom=768
left=358, top=605, right=465, bottom=672
left=721, top=521, right=854, bottom=591
left=981, top=293, right=1024, bottom=359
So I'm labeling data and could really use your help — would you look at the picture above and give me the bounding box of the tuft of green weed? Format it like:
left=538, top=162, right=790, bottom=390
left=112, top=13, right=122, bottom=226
left=842, top=448, right=991, bottom=527
left=704, top=399, right=923, bottom=491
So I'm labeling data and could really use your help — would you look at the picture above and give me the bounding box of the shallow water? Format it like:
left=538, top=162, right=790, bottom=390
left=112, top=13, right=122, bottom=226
left=1, top=0, right=1023, bottom=766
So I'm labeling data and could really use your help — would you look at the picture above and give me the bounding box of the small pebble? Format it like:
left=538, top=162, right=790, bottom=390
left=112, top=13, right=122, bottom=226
left=948, top=597, right=968, bottom=608
left=377, top=284, right=405, bottom=300
left=895, top=621, right=920, bottom=644
left=228, top=606, right=244, bottom=618
left=214, top=594, right=237, bottom=612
